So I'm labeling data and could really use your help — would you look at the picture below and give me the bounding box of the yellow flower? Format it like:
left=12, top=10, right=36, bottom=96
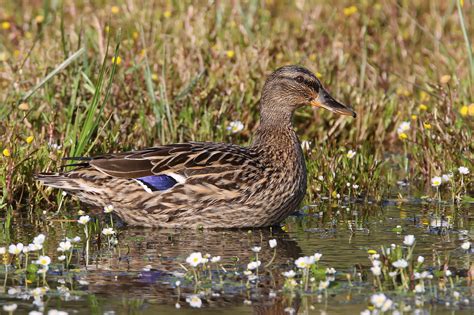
left=331, top=191, right=338, bottom=198
left=35, top=15, right=44, bottom=23
left=440, top=75, right=451, bottom=84
left=367, top=249, right=377, bottom=255
left=419, top=91, right=429, bottom=102
left=13, top=50, right=20, bottom=58
left=460, top=0, right=464, bottom=7
left=3, top=148, right=11, bottom=157
left=132, top=31, right=139, bottom=40
left=1, top=21, right=11, bottom=30
left=26, top=136, right=34, bottom=144
left=459, top=106, right=468, bottom=117
left=164, top=10, right=172, bottom=18
left=105, top=26, right=110, bottom=33
left=343, top=6, right=358, bottom=16
left=398, top=132, right=408, bottom=140
left=111, top=6, right=120, bottom=14
left=226, top=50, right=235, bottom=58
left=468, top=103, right=474, bottom=116
left=411, top=114, right=417, bottom=120
left=316, top=72, right=322, bottom=79
left=151, top=73, right=159, bottom=81
left=140, top=49, right=146, bottom=56
left=111, top=56, right=122, bottom=65
left=418, top=104, right=428, bottom=111
left=309, top=53, right=317, bottom=62
left=25, top=31, right=33, bottom=39
left=423, top=122, right=431, bottom=129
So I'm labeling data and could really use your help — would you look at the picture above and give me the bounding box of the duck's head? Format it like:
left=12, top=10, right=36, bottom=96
left=260, top=65, right=356, bottom=120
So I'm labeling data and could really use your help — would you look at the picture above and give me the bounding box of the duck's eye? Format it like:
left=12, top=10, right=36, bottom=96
left=295, top=76, right=304, bottom=83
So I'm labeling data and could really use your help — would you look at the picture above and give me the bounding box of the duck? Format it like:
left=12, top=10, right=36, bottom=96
left=37, top=65, right=356, bottom=228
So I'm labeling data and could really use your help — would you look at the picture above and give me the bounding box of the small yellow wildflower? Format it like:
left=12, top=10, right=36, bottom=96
left=163, top=10, right=172, bottom=18
left=316, top=72, right=322, bottom=79
left=423, top=122, right=431, bottom=129
left=459, top=106, right=468, bottom=117
left=468, top=103, right=474, bottom=116
left=18, top=102, right=29, bottom=111
left=111, top=6, right=120, bottom=14
left=25, top=31, right=33, bottom=39
left=26, top=136, right=34, bottom=144
left=309, top=54, right=317, bottom=62
left=343, top=6, right=358, bottom=16
left=151, top=73, right=159, bottom=81
left=440, top=75, right=451, bottom=84
left=411, top=114, right=417, bottom=120
left=276, top=52, right=283, bottom=60
left=1, top=21, right=11, bottom=30
left=396, top=87, right=410, bottom=97
left=35, top=15, right=44, bottom=23
left=3, top=148, right=11, bottom=157
left=331, top=191, right=338, bottom=198
left=140, top=49, right=146, bottom=56
left=419, top=91, right=429, bottom=102
left=226, top=50, right=235, bottom=59
left=105, top=26, right=110, bottom=33
left=418, top=104, right=428, bottom=111
left=398, top=132, right=408, bottom=140
left=111, top=56, right=122, bottom=65
left=367, top=249, right=377, bottom=255
left=460, top=0, right=464, bottom=7
left=132, top=31, right=139, bottom=40
left=13, top=50, right=20, bottom=58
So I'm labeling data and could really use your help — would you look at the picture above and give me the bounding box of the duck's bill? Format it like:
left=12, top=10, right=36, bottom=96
left=310, top=89, right=356, bottom=118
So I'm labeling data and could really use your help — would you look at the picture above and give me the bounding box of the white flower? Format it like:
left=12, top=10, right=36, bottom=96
left=461, top=241, right=471, bottom=250
left=313, top=253, right=322, bottom=261
left=201, top=258, right=209, bottom=264
left=102, top=228, right=115, bottom=236
left=453, top=291, right=460, bottom=300
left=371, top=266, right=381, bottom=276
left=186, top=295, right=202, bottom=308
left=403, top=235, right=415, bottom=246
left=352, top=184, right=359, bottom=189
left=318, top=175, right=324, bottom=181
left=318, top=280, right=330, bottom=290
left=175, top=280, right=181, bottom=287
left=392, top=259, right=408, bottom=269
left=458, top=166, right=469, bottom=175
left=58, top=255, right=66, bottom=261
left=251, top=246, right=261, bottom=253
left=78, top=210, right=85, bottom=215
left=33, top=234, right=46, bottom=245
left=381, top=298, right=393, bottom=312
left=295, top=256, right=315, bottom=269
left=186, top=252, right=203, bottom=267
left=3, top=304, right=17, bottom=312
left=8, top=243, right=24, bottom=255
left=388, top=271, right=398, bottom=277
left=397, top=121, right=410, bottom=134
left=28, top=243, right=42, bottom=251
left=372, top=260, right=381, bottom=267
left=414, top=284, right=425, bottom=293
left=104, top=204, right=114, bottom=213
left=346, top=150, right=356, bottom=159
left=417, top=256, right=424, bottom=263
left=0, top=247, right=5, bottom=254
left=211, top=256, right=221, bottom=263
left=326, top=267, right=336, bottom=274
left=227, top=120, right=244, bottom=134
left=48, top=310, right=69, bottom=315
left=445, top=269, right=452, bottom=277
left=442, top=173, right=453, bottom=182
left=370, top=293, right=387, bottom=308
left=175, top=303, right=181, bottom=309
left=243, top=270, right=252, bottom=276
left=72, top=236, right=81, bottom=243
left=282, top=270, right=296, bottom=278
left=57, top=241, right=72, bottom=252
left=269, top=239, right=277, bottom=248
left=30, top=311, right=43, bottom=315
left=78, top=215, right=90, bottom=225
left=360, top=310, right=371, bottom=315
left=247, top=260, right=261, bottom=270
left=431, top=176, right=442, bottom=187
left=37, top=255, right=51, bottom=266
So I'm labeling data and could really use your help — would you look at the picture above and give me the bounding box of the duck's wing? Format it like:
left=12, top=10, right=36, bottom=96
left=70, top=142, right=264, bottom=192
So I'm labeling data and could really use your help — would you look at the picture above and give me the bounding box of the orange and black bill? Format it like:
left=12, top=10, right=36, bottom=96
left=310, top=88, right=356, bottom=118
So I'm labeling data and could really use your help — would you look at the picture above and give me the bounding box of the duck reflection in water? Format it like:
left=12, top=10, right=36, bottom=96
left=84, top=227, right=303, bottom=314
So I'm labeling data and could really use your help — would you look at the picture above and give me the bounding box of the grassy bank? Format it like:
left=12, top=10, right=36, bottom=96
left=0, top=0, right=472, bottom=213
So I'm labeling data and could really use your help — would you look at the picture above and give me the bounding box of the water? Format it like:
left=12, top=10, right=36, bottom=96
left=1, top=201, right=473, bottom=314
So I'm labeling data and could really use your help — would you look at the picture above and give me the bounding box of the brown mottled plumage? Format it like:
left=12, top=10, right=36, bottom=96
left=37, top=65, right=356, bottom=228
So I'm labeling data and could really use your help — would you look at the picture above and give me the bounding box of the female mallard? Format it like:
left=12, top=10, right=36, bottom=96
left=37, top=65, right=355, bottom=228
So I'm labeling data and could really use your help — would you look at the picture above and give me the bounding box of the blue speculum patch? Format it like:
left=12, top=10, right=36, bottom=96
left=136, top=175, right=178, bottom=191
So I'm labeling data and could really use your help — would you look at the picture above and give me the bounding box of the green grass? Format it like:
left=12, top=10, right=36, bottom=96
left=0, top=1, right=472, bottom=213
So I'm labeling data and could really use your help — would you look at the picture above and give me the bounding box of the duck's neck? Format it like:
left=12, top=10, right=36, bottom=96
left=251, top=108, right=301, bottom=158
